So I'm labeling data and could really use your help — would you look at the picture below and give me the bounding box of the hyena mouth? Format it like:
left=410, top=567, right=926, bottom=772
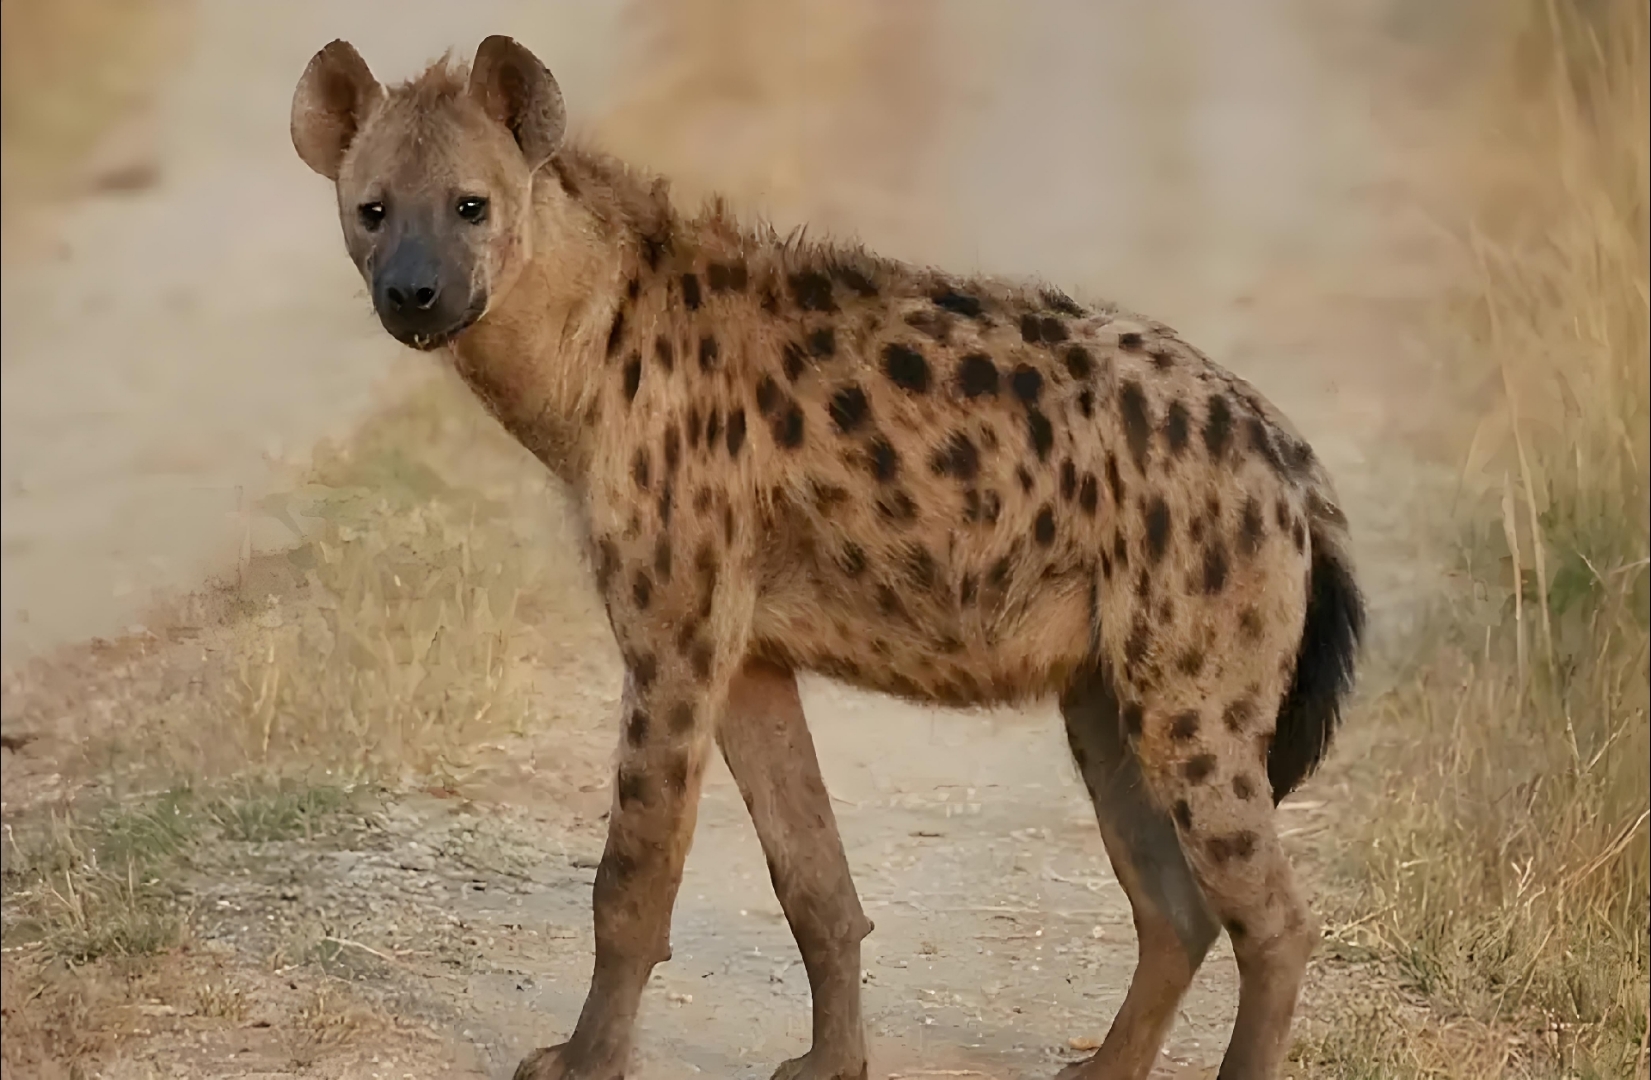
left=401, top=301, right=486, bottom=352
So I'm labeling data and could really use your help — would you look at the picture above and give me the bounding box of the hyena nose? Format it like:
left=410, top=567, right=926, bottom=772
left=383, top=281, right=439, bottom=311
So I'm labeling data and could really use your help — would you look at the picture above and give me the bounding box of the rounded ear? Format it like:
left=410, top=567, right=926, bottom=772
left=468, top=35, right=566, bottom=172
left=291, top=40, right=382, bottom=181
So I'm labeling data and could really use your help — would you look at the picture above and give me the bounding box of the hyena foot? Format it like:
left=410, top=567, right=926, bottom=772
left=512, top=1044, right=620, bottom=1080
left=770, top=1049, right=869, bottom=1080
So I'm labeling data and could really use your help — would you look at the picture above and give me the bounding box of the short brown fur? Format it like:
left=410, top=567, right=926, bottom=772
left=293, top=38, right=1365, bottom=1080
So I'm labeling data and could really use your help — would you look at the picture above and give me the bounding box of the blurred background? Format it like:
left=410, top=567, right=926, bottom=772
left=1, top=1, right=1645, bottom=1078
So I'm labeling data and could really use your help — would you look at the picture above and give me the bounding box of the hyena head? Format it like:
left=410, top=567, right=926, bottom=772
left=290, top=36, right=564, bottom=351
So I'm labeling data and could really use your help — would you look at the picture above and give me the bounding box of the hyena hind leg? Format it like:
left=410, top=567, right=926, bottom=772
left=1057, top=667, right=1219, bottom=1080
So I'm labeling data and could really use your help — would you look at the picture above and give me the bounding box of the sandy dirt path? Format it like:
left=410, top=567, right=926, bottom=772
left=2, top=2, right=1450, bottom=1077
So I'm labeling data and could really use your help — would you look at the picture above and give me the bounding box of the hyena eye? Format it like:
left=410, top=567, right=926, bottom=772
left=455, top=196, right=489, bottom=224
left=357, top=202, right=386, bottom=231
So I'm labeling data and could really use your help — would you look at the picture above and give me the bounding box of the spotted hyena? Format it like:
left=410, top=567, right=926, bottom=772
left=292, top=36, right=1364, bottom=1080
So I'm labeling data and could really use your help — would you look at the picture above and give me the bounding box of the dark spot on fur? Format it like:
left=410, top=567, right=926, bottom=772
left=688, top=639, right=715, bottom=682
left=781, top=340, right=807, bottom=382
left=663, top=425, right=682, bottom=475
left=668, top=700, right=695, bottom=735
left=1118, top=331, right=1144, bottom=350
left=774, top=402, right=805, bottom=448
left=807, top=327, right=836, bottom=358
left=623, top=355, right=642, bottom=403
left=1164, top=400, right=1191, bottom=455
left=883, top=343, right=931, bottom=394
left=686, top=405, right=702, bottom=449
left=1149, top=348, right=1174, bottom=370
left=1105, top=454, right=1124, bottom=505
left=1176, top=646, right=1206, bottom=676
left=632, top=652, right=658, bottom=690
left=868, top=438, right=900, bottom=482
left=1240, top=495, right=1266, bottom=555
left=1183, top=754, right=1217, bottom=784
left=789, top=271, right=836, bottom=312
left=931, top=431, right=980, bottom=481
left=1122, top=702, right=1144, bottom=737
left=904, top=546, right=938, bottom=589
left=641, top=229, right=669, bottom=271
left=830, top=263, right=879, bottom=297
left=1063, top=345, right=1093, bottom=380
left=1041, top=316, right=1069, bottom=343
left=960, top=573, right=978, bottom=605
left=1125, top=616, right=1150, bottom=665
left=693, top=486, right=713, bottom=515
left=1144, top=496, right=1172, bottom=563
left=984, top=490, right=1002, bottom=524
left=988, top=556, right=1012, bottom=587
left=1201, top=541, right=1229, bottom=594
left=1173, top=799, right=1194, bottom=831
left=1238, top=607, right=1264, bottom=644
left=1078, top=474, right=1098, bottom=516
left=1034, top=505, right=1056, bottom=546
left=1016, top=465, right=1035, bottom=493
left=1077, top=388, right=1095, bottom=418
left=957, top=353, right=1000, bottom=398
left=1010, top=364, right=1043, bottom=403
left=756, top=376, right=781, bottom=416
left=624, top=706, right=652, bottom=748
left=1113, top=530, right=1130, bottom=571
left=1119, top=380, right=1152, bottom=471
left=664, top=755, right=690, bottom=796
left=839, top=542, right=868, bottom=577
left=617, top=768, right=648, bottom=808
left=876, top=490, right=917, bottom=523
left=1170, top=710, right=1200, bottom=740
left=1223, top=697, right=1257, bottom=733
left=681, top=272, right=702, bottom=310
left=1247, top=416, right=1288, bottom=476
left=830, top=385, right=870, bottom=433
left=932, top=288, right=984, bottom=317
left=726, top=407, right=747, bottom=457
left=698, top=334, right=719, bottom=372
left=1207, top=831, right=1257, bottom=863
left=1203, top=393, right=1234, bottom=460
left=705, top=407, right=722, bottom=448
left=606, top=310, right=627, bottom=358
left=876, top=584, right=906, bottom=619
left=1292, top=518, right=1307, bottom=552
left=1232, top=774, right=1258, bottom=800
left=632, top=570, right=653, bottom=610
left=653, top=336, right=674, bottom=374
left=1026, top=409, right=1054, bottom=461
left=632, top=449, right=651, bottom=490
left=594, top=538, right=619, bottom=592
left=707, top=260, right=748, bottom=293
left=1060, top=459, right=1077, bottom=500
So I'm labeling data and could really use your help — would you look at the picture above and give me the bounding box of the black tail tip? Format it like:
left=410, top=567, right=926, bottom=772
left=1268, top=548, right=1366, bottom=803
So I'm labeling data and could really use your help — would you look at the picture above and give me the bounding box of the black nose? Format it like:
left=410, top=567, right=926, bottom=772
left=371, top=239, right=472, bottom=347
left=385, top=281, right=439, bottom=311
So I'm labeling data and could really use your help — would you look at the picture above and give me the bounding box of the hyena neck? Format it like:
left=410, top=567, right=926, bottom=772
left=448, top=143, right=681, bottom=491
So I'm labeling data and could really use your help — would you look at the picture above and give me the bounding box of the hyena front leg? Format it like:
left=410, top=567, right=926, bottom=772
left=515, top=531, right=753, bottom=1080
left=718, top=659, right=873, bottom=1080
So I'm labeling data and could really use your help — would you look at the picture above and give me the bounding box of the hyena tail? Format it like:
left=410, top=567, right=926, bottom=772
left=1268, top=509, right=1366, bottom=804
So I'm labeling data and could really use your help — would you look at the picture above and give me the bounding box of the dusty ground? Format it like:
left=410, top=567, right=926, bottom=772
left=1, top=1, right=1464, bottom=1077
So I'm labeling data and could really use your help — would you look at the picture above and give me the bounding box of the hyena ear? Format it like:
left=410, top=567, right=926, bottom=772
left=468, top=35, right=566, bottom=172
left=291, top=40, right=382, bottom=181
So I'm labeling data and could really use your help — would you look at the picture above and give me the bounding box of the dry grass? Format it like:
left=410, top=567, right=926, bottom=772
left=1304, top=1, right=1650, bottom=1075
